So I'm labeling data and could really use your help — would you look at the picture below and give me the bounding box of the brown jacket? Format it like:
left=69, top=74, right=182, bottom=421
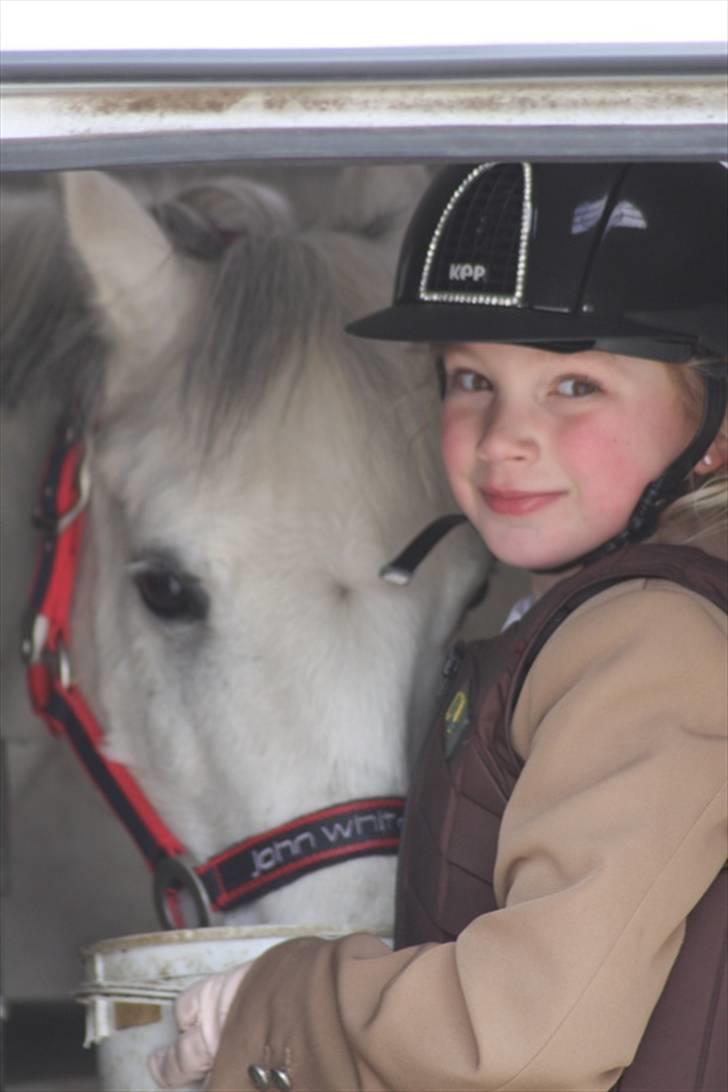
left=395, top=544, right=726, bottom=1091
left=210, top=535, right=727, bottom=1092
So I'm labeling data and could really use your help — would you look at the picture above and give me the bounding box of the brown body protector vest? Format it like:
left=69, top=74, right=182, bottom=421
left=396, top=543, right=727, bottom=1092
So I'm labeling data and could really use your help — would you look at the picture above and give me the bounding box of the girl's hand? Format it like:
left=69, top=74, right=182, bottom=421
left=148, top=962, right=251, bottom=1088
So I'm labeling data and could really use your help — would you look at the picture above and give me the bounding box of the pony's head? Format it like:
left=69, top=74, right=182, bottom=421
left=5, top=167, right=491, bottom=928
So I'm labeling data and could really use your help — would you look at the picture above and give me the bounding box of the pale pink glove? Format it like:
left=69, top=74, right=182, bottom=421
left=149, top=962, right=251, bottom=1089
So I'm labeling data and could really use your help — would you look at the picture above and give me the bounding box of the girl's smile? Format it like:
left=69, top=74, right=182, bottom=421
left=479, top=488, right=566, bottom=516
left=441, top=342, right=697, bottom=571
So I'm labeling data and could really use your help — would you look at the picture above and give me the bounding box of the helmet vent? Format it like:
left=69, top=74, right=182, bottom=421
left=419, top=162, right=532, bottom=308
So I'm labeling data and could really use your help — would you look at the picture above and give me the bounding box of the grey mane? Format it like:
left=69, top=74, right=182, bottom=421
left=0, top=182, right=106, bottom=414
left=1, top=177, right=397, bottom=445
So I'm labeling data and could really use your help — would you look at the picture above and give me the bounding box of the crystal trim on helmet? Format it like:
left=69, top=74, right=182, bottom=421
left=418, top=162, right=532, bottom=308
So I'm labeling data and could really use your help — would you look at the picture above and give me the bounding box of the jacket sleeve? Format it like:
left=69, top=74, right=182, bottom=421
left=209, top=583, right=727, bottom=1092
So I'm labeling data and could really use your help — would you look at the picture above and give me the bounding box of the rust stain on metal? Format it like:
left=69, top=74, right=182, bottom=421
left=61, top=77, right=718, bottom=122
left=257, top=79, right=713, bottom=117
left=78, top=88, right=245, bottom=116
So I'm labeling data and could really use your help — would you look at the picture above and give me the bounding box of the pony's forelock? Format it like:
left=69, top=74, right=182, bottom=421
left=154, top=184, right=415, bottom=454
left=2, top=172, right=433, bottom=473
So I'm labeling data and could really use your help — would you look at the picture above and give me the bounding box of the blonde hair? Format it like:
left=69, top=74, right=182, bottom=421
left=660, top=358, right=728, bottom=541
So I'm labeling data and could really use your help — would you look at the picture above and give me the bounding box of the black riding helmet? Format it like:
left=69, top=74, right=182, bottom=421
left=348, top=162, right=727, bottom=575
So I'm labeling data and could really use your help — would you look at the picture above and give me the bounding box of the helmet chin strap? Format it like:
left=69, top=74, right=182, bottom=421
left=379, top=514, right=469, bottom=585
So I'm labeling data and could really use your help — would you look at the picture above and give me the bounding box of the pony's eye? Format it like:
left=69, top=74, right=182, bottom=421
left=133, top=567, right=208, bottom=623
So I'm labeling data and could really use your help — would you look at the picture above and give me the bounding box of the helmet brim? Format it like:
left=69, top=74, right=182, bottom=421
left=346, top=303, right=684, bottom=350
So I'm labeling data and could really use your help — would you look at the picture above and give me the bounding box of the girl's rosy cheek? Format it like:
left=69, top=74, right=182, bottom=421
left=440, top=410, right=468, bottom=468
left=559, top=417, right=642, bottom=509
left=558, top=416, right=627, bottom=472
left=441, top=437, right=464, bottom=487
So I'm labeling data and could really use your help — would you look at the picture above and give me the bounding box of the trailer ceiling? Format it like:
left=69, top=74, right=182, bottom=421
left=1, top=44, right=726, bottom=172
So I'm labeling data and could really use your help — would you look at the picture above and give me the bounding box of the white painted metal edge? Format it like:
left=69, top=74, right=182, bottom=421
left=2, top=46, right=726, bottom=170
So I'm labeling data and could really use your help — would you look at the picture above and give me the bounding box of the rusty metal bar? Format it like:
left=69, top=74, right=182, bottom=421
left=1, top=45, right=726, bottom=171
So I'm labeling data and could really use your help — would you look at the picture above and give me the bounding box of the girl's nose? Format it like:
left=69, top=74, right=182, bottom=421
left=475, top=400, right=538, bottom=463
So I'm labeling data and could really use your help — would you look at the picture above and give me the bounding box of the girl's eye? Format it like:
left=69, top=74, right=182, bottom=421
left=447, top=369, right=491, bottom=394
left=555, top=375, right=602, bottom=398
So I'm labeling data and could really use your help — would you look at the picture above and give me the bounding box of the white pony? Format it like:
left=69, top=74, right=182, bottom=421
left=1, top=167, right=498, bottom=999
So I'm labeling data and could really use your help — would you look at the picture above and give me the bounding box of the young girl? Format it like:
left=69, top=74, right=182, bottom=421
left=151, top=162, right=727, bottom=1092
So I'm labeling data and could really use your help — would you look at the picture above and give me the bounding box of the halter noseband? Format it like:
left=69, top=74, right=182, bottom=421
left=24, top=423, right=404, bottom=929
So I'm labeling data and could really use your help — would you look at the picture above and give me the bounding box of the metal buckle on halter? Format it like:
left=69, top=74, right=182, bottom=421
left=21, top=613, right=72, bottom=689
left=153, top=854, right=223, bottom=929
left=32, top=442, right=92, bottom=536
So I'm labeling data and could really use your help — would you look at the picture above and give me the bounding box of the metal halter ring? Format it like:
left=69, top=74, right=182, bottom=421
left=152, top=854, right=223, bottom=929
left=21, top=615, right=72, bottom=689
left=48, top=639, right=72, bottom=691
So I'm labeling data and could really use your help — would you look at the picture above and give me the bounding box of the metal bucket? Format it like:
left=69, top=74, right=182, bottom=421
left=78, top=924, right=383, bottom=1091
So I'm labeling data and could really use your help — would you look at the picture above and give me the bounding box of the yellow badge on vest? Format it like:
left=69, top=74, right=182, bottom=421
left=443, top=688, right=471, bottom=762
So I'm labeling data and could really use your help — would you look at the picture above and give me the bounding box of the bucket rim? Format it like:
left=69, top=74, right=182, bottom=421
left=80, top=921, right=392, bottom=958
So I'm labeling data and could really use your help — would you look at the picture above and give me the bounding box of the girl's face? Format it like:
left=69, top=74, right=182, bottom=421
left=441, top=342, right=697, bottom=571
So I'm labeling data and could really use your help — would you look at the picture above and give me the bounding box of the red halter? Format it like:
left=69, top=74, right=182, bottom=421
left=24, top=424, right=404, bottom=928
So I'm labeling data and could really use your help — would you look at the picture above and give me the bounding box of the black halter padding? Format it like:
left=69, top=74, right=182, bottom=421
left=380, top=514, right=467, bottom=585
